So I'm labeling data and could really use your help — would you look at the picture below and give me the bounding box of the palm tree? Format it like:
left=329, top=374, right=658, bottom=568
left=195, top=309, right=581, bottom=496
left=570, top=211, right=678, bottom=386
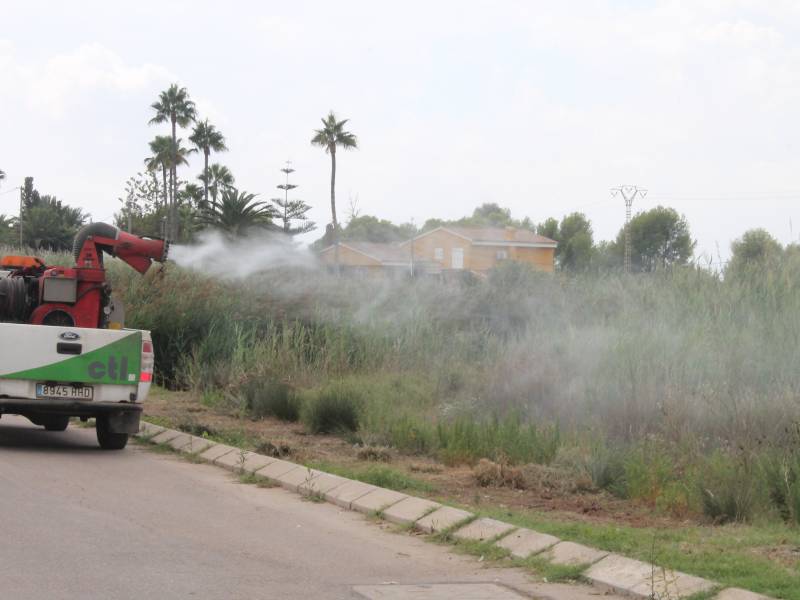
left=189, top=120, right=227, bottom=209
left=311, top=111, right=358, bottom=272
left=144, top=136, right=172, bottom=208
left=144, top=137, right=193, bottom=206
left=180, top=182, right=204, bottom=209
left=169, top=138, right=194, bottom=171
left=0, top=214, right=15, bottom=245
left=196, top=188, right=277, bottom=237
left=197, top=163, right=234, bottom=208
left=149, top=84, right=196, bottom=239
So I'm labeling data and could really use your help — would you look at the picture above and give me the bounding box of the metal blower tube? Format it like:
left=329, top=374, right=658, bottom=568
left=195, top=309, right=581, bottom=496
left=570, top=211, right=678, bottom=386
left=116, top=231, right=170, bottom=264
left=72, top=224, right=169, bottom=274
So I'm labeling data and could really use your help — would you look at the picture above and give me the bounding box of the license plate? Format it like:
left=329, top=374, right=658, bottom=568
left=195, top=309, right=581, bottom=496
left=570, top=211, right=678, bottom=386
left=36, top=384, right=94, bottom=400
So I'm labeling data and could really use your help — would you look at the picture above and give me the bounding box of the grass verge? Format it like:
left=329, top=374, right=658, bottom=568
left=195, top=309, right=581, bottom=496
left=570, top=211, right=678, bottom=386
left=305, top=460, right=434, bottom=493
left=477, top=506, right=800, bottom=600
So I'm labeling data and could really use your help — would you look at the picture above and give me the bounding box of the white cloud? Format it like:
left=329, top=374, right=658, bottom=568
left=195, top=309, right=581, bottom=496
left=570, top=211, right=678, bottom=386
left=254, top=15, right=307, bottom=45
left=0, top=41, right=171, bottom=118
left=698, top=19, right=783, bottom=47
left=192, top=95, right=227, bottom=128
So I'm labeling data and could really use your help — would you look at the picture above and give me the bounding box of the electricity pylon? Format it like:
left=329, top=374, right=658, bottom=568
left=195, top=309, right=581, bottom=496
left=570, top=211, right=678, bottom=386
left=610, top=185, right=648, bottom=273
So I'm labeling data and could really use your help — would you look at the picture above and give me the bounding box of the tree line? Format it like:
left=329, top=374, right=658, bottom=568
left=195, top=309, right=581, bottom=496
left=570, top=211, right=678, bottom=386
left=121, top=83, right=316, bottom=242
left=0, top=82, right=357, bottom=252
left=0, top=88, right=794, bottom=278
left=318, top=201, right=794, bottom=277
left=0, top=83, right=334, bottom=249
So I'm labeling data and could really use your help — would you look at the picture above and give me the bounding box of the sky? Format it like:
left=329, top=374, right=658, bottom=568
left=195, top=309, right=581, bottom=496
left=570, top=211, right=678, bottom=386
left=2, top=0, right=800, bottom=263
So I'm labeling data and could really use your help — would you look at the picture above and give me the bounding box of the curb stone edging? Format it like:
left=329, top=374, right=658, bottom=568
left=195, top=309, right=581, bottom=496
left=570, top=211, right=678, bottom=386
left=135, top=422, right=776, bottom=600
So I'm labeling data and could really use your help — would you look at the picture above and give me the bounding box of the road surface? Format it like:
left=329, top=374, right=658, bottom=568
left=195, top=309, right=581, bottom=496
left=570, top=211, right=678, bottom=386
left=0, top=415, right=621, bottom=599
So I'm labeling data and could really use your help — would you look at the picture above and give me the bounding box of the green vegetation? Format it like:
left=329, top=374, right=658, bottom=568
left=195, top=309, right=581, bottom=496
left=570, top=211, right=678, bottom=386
left=306, top=461, right=433, bottom=493
left=524, top=556, right=588, bottom=583
left=149, top=83, right=197, bottom=240
left=478, top=507, right=800, bottom=599
left=101, top=238, right=800, bottom=536
left=195, top=188, right=277, bottom=236
left=300, top=381, right=363, bottom=433
left=189, top=119, right=228, bottom=209
left=0, top=177, right=87, bottom=250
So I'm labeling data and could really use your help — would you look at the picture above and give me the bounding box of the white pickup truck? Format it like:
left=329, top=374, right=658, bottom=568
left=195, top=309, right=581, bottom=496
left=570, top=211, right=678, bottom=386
left=0, top=323, right=155, bottom=449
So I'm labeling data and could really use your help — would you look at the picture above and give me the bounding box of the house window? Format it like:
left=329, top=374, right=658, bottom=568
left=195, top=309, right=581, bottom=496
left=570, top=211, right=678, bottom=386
left=434, top=248, right=444, bottom=260
left=496, top=250, right=508, bottom=260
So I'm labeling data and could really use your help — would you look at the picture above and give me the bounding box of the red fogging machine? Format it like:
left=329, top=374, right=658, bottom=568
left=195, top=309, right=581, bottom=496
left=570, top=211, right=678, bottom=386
left=0, top=223, right=168, bottom=329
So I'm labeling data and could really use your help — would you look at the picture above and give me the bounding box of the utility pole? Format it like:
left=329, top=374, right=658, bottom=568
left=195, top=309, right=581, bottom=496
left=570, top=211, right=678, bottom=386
left=276, top=160, right=297, bottom=233
left=18, top=186, right=24, bottom=248
left=610, top=185, right=647, bottom=273
left=408, top=219, right=415, bottom=277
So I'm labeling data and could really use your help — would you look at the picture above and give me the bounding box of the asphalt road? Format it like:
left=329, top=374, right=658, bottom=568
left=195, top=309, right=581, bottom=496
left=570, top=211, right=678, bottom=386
left=0, top=415, right=622, bottom=600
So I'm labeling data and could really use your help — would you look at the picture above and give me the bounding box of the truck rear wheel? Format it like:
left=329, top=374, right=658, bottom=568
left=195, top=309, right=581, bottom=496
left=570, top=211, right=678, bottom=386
left=96, top=416, right=129, bottom=450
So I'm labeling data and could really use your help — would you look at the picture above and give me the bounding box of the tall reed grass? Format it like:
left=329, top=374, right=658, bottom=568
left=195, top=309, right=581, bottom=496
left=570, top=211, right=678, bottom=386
left=6, top=244, right=800, bottom=523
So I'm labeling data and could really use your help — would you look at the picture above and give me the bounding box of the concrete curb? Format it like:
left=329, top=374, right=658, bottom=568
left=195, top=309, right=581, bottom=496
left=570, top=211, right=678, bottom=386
left=136, top=422, right=775, bottom=600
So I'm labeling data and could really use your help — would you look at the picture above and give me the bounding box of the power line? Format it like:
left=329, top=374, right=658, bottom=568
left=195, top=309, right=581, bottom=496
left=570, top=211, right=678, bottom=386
left=540, top=189, right=800, bottom=220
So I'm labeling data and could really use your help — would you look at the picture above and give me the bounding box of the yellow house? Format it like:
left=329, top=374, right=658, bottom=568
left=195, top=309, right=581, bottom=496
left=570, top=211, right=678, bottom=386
left=400, top=226, right=557, bottom=274
left=318, top=227, right=557, bottom=276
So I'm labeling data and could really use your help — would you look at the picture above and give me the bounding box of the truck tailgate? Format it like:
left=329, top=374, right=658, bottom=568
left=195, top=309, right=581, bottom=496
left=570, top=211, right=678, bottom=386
left=0, top=323, right=142, bottom=402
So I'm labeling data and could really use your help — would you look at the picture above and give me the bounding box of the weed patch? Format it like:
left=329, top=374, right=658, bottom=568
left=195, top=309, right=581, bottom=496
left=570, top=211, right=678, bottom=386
left=525, top=556, right=587, bottom=583
left=307, top=461, right=433, bottom=493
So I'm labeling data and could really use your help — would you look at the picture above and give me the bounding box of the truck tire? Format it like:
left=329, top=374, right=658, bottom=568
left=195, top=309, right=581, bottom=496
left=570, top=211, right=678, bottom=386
left=96, top=416, right=129, bottom=450
left=43, top=415, right=70, bottom=431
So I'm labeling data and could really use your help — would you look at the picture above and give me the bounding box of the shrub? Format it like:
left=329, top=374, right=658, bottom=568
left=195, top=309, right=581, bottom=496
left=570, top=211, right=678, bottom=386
left=301, top=381, right=363, bottom=434
left=762, top=450, right=800, bottom=524
left=698, top=452, right=762, bottom=524
left=240, top=378, right=301, bottom=422
left=623, top=441, right=682, bottom=506
left=553, top=442, right=627, bottom=495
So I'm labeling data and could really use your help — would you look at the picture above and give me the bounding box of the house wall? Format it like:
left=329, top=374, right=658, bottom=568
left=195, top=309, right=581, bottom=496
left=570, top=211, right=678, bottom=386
left=404, top=229, right=555, bottom=273
left=465, top=245, right=555, bottom=272
left=512, top=246, right=556, bottom=272
left=404, top=229, right=471, bottom=270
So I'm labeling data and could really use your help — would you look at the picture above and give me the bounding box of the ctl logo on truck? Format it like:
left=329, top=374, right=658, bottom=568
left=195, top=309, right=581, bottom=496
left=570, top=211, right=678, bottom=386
left=88, top=356, right=131, bottom=382
left=0, top=331, right=141, bottom=385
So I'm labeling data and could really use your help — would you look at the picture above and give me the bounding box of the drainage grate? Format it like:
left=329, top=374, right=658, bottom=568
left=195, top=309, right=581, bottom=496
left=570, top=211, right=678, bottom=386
left=352, top=583, right=526, bottom=599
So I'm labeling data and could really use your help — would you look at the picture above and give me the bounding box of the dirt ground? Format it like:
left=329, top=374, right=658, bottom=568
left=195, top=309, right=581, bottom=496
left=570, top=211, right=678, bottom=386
left=144, top=387, right=692, bottom=530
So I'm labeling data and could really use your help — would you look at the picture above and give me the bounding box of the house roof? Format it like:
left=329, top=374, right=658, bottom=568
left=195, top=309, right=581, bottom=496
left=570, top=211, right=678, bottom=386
left=447, top=226, right=556, bottom=245
left=320, top=241, right=410, bottom=265
left=404, top=226, right=557, bottom=247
